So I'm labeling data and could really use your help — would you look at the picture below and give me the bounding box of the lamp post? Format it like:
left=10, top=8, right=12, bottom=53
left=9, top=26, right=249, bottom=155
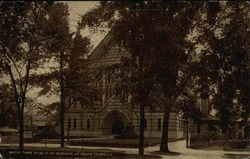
left=67, top=118, right=70, bottom=144
left=0, top=86, right=2, bottom=118
left=185, top=117, right=189, bottom=148
left=0, top=86, right=2, bottom=144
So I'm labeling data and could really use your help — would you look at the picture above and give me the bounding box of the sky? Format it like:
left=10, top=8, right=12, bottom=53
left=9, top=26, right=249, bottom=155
left=65, top=1, right=98, bottom=32
left=65, top=1, right=107, bottom=48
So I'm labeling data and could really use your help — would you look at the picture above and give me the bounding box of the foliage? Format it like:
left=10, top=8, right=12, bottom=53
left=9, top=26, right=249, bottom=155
left=194, top=2, right=250, bottom=132
left=0, top=84, right=18, bottom=128
left=115, top=122, right=138, bottom=139
left=28, top=3, right=98, bottom=147
left=35, top=102, right=59, bottom=118
left=64, top=32, right=99, bottom=107
left=40, top=123, right=59, bottom=138
left=29, top=2, right=72, bottom=95
left=227, top=140, right=249, bottom=149
left=180, top=98, right=203, bottom=123
left=30, top=4, right=97, bottom=107
left=0, top=1, right=54, bottom=149
left=78, top=2, right=205, bottom=153
left=190, top=132, right=249, bottom=149
left=76, top=1, right=249, bottom=152
left=190, top=132, right=226, bottom=147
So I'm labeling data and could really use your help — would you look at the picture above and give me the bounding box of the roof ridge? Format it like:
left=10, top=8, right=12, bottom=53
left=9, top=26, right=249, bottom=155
left=87, top=30, right=112, bottom=60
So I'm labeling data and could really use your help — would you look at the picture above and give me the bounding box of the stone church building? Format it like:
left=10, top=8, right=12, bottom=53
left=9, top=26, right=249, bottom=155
left=64, top=32, right=205, bottom=139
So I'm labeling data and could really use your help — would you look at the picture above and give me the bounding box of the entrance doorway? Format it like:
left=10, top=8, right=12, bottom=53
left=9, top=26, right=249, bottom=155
left=112, top=120, right=124, bottom=134
left=102, top=110, right=129, bottom=135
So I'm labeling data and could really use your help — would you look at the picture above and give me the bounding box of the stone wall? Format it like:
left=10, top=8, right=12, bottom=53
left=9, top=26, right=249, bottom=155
left=65, top=105, right=185, bottom=139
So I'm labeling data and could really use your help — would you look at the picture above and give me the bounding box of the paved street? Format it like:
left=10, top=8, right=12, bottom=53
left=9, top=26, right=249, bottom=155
left=145, top=140, right=250, bottom=159
left=1, top=140, right=249, bottom=159
left=88, top=140, right=250, bottom=159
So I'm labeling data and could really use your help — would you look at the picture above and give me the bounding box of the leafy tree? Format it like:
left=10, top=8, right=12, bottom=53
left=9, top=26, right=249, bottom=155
left=195, top=2, right=250, bottom=133
left=64, top=32, right=98, bottom=108
left=28, top=2, right=72, bottom=148
left=0, top=1, right=53, bottom=150
left=79, top=1, right=249, bottom=153
left=79, top=2, right=203, bottom=153
left=47, top=3, right=71, bottom=148
left=31, top=3, right=97, bottom=147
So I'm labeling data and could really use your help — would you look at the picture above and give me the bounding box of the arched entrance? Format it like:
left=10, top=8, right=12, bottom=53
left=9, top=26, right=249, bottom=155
left=102, top=110, right=129, bottom=135
left=112, top=120, right=124, bottom=134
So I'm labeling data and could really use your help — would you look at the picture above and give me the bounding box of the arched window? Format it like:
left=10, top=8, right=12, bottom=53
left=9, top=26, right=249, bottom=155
left=68, top=98, right=72, bottom=108
left=158, top=118, right=161, bottom=130
left=144, top=118, right=147, bottom=130
left=87, top=119, right=90, bottom=129
left=73, top=118, right=77, bottom=128
left=68, top=118, right=71, bottom=129
left=73, top=100, right=77, bottom=107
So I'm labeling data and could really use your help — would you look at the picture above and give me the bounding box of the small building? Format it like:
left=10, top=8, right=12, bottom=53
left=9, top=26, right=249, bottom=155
left=0, top=126, right=18, bottom=143
left=24, top=112, right=47, bottom=138
left=32, top=117, right=47, bottom=136
left=24, top=113, right=33, bottom=139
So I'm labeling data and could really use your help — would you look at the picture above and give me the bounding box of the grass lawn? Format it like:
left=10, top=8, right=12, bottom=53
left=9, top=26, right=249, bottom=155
left=69, top=138, right=179, bottom=148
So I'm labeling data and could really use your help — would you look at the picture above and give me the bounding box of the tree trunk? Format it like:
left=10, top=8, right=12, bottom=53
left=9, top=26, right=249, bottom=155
left=60, top=51, right=65, bottom=148
left=138, top=53, right=145, bottom=155
left=186, top=119, right=189, bottom=148
left=6, top=64, right=24, bottom=150
left=19, top=108, right=24, bottom=150
left=19, top=92, right=28, bottom=150
left=19, top=61, right=30, bottom=150
left=160, top=110, right=170, bottom=152
left=67, top=122, right=70, bottom=144
left=138, top=103, right=145, bottom=155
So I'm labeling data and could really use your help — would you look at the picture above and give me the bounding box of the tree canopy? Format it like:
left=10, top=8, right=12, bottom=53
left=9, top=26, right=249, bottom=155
left=78, top=1, right=249, bottom=153
left=0, top=1, right=55, bottom=149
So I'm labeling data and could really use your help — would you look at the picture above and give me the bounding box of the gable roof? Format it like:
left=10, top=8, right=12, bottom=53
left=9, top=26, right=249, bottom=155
left=87, top=31, right=130, bottom=68
left=88, top=31, right=113, bottom=61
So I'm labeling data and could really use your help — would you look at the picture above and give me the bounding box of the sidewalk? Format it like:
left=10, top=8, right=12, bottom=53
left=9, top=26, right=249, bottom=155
left=0, top=140, right=249, bottom=159
left=145, top=140, right=250, bottom=159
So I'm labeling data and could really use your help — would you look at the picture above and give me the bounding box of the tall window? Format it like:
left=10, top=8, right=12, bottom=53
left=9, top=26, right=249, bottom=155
left=197, top=98, right=202, bottom=111
left=158, top=118, right=161, bottom=130
left=68, top=118, right=71, bottom=129
left=144, top=118, right=147, bottom=130
left=73, top=100, right=79, bottom=108
left=73, top=119, right=77, bottom=129
left=68, top=98, right=72, bottom=108
left=119, top=90, right=129, bottom=103
left=87, top=119, right=90, bottom=129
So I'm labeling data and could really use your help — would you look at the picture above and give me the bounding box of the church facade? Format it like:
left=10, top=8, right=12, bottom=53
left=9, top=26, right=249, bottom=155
left=64, top=33, right=185, bottom=139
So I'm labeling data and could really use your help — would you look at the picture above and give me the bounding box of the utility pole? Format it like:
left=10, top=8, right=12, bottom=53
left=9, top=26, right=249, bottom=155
left=67, top=117, right=70, bottom=144
left=0, top=85, right=2, bottom=128
left=186, top=118, right=189, bottom=148
left=138, top=53, right=145, bottom=155
left=60, top=51, right=65, bottom=148
left=0, top=85, right=2, bottom=117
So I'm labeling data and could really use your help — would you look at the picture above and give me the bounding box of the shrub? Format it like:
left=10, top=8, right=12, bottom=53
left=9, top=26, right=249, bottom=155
left=114, top=122, right=138, bottom=139
left=227, top=140, right=249, bottom=149
left=190, top=132, right=226, bottom=147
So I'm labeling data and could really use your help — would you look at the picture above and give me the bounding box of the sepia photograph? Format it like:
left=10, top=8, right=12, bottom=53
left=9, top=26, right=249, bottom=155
left=0, top=1, right=249, bottom=159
